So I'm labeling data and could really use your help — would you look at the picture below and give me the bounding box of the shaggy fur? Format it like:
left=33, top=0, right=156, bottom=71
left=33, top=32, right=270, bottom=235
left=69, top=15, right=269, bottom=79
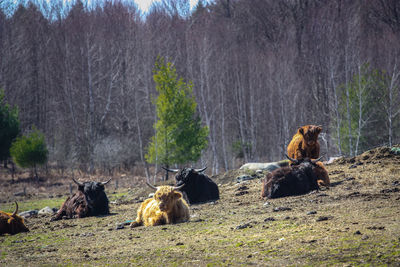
left=261, top=158, right=320, bottom=199
left=130, top=186, right=190, bottom=227
left=175, top=168, right=219, bottom=204
left=287, top=125, right=322, bottom=160
left=0, top=203, right=29, bottom=235
left=52, top=181, right=110, bottom=221
left=314, top=161, right=330, bottom=186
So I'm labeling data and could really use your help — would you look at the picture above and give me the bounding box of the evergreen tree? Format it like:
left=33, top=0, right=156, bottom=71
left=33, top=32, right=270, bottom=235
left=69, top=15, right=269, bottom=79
left=145, top=58, right=209, bottom=178
left=10, top=127, right=48, bottom=180
left=0, top=89, right=20, bottom=168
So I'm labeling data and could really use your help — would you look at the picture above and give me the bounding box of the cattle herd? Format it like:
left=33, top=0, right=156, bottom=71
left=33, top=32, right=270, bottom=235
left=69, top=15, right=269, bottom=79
left=1, top=124, right=330, bottom=236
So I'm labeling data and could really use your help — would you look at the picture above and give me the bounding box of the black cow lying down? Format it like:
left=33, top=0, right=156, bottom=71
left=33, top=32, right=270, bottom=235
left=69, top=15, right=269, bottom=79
left=261, top=156, right=322, bottom=199
left=163, top=167, right=219, bottom=204
left=52, top=178, right=111, bottom=221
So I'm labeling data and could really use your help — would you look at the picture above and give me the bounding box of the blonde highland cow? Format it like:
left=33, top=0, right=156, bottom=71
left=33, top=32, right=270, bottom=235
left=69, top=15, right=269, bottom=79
left=130, top=183, right=190, bottom=227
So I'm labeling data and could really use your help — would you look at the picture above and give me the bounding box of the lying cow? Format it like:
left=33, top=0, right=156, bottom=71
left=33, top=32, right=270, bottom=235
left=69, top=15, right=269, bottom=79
left=130, top=182, right=190, bottom=227
left=287, top=125, right=322, bottom=161
left=261, top=156, right=322, bottom=199
left=164, top=167, right=219, bottom=204
left=287, top=155, right=330, bottom=187
left=52, top=178, right=111, bottom=221
left=0, top=202, right=29, bottom=235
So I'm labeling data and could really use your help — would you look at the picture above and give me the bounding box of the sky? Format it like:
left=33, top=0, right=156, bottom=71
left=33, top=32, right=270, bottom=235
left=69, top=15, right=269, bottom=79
left=134, top=0, right=200, bottom=13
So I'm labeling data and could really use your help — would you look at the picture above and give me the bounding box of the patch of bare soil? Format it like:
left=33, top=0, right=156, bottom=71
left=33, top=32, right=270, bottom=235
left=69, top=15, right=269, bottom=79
left=1, top=146, right=400, bottom=266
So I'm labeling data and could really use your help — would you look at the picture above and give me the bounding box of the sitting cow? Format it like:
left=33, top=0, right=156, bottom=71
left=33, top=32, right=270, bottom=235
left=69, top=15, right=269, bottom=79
left=287, top=125, right=322, bottom=161
left=130, top=182, right=190, bottom=227
left=164, top=167, right=219, bottom=204
left=261, top=156, right=322, bottom=199
left=0, top=202, right=29, bottom=235
left=52, top=178, right=111, bottom=221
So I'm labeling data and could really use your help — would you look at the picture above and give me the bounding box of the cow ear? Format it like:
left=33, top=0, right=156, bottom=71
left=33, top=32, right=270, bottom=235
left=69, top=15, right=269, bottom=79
left=298, top=127, right=304, bottom=135
left=173, top=191, right=182, bottom=199
left=316, top=126, right=322, bottom=134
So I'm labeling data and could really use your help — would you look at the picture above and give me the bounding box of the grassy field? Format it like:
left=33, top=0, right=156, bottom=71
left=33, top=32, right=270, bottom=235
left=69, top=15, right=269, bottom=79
left=1, top=147, right=400, bottom=266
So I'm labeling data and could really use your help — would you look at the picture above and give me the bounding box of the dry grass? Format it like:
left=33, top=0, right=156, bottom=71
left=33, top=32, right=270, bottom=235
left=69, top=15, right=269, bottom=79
left=1, top=147, right=400, bottom=266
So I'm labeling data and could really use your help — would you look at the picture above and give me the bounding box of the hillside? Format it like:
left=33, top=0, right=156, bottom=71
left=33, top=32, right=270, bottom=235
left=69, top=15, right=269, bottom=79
left=1, top=146, right=400, bottom=266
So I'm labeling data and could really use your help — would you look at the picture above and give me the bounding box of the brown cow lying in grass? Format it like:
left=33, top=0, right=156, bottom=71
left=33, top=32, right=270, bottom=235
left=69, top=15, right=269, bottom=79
left=261, top=156, right=322, bottom=199
left=287, top=125, right=322, bottom=160
left=0, top=202, right=29, bottom=235
left=130, top=182, right=190, bottom=227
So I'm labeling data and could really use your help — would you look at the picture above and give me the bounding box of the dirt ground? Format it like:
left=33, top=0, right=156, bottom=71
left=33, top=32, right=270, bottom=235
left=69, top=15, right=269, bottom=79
left=1, top=146, right=400, bottom=266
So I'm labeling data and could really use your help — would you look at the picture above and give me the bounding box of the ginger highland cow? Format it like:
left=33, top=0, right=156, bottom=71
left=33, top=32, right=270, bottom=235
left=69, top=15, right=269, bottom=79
left=287, top=125, right=329, bottom=186
left=287, top=125, right=322, bottom=160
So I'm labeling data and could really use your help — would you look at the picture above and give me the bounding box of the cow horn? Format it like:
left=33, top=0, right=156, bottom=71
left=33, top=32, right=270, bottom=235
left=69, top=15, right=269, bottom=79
left=311, top=156, right=324, bottom=164
left=162, top=167, right=179, bottom=173
left=194, top=167, right=207, bottom=173
left=173, top=183, right=185, bottom=191
left=12, top=201, right=18, bottom=217
left=285, top=154, right=299, bottom=164
left=146, top=181, right=158, bottom=191
left=101, top=178, right=112, bottom=185
left=72, top=177, right=84, bottom=187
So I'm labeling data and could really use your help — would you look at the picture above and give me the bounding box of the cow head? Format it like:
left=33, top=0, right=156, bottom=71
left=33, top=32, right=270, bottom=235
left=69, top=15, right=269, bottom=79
left=7, top=202, right=29, bottom=234
left=72, top=178, right=111, bottom=210
left=146, top=182, right=185, bottom=212
left=298, top=125, right=322, bottom=146
left=285, top=154, right=323, bottom=167
left=166, top=167, right=207, bottom=186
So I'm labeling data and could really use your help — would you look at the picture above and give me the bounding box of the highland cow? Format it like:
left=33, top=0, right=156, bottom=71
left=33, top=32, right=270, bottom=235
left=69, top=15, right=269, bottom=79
left=164, top=167, right=219, bottom=204
left=261, top=156, right=322, bottom=199
left=52, top=178, right=111, bottom=221
left=130, top=182, right=190, bottom=227
left=0, top=202, right=29, bottom=235
left=287, top=125, right=322, bottom=161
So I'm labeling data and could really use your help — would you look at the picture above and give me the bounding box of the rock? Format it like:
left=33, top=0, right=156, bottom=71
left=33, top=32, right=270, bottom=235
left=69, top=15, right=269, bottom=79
left=115, top=223, right=124, bottom=230
left=236, top=175, right=254, bottom=183
left=235, top=223, right=251, bottom=230
left=176, top=242, right=184, bottom=246
left=264, top=217, right=275, bottom=222
left=235, top=181, right=250, bottom=185
left=362, top=235, right=369, bottom=240
left=235, top=191, right=249, bottom=196
left=38, top=206, right=56, bottom=215
left=263, top=202, right=270, bottom=207
left=19, top=210, right=38, bottom=218
left=316, top=216, right=332, bottom=222
left=354, top=230, right=362, bottom=235
left=236, top=185, right=249, bottom=191
left=273, top=207, right=291, bottom=212
left=380, top=188, right=399, bottom=194
left=307, top=211, right=317, bottom=215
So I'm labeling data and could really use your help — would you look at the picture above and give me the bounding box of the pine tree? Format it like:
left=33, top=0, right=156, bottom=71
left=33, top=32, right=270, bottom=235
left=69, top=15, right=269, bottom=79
left=145, top=58, right=209, bottom=179
left=10, top=127, right=48, bottom=180
left=0, top=89, right=20, bottom=168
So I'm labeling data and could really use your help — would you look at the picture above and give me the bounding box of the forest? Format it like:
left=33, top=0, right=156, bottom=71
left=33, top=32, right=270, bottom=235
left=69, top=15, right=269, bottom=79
left=1, top=0, right=400, bottom=176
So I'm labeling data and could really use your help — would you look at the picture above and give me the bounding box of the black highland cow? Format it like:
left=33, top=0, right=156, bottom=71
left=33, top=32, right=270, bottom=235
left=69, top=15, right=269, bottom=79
left=52, top=178, right=111, bottom=220
left=163, top=167, right=219, bottom=204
